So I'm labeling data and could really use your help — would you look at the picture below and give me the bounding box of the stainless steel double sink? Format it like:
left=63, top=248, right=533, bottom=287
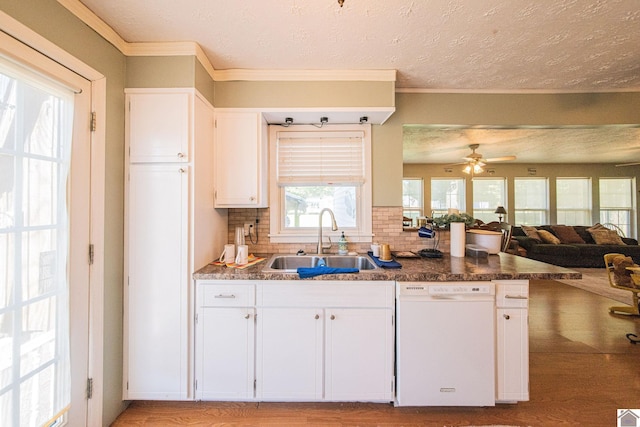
left=263, top=254, right=378, bottom=273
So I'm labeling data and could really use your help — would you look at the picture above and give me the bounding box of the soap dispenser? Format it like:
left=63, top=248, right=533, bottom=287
left=338, top=231, right=348, bottom=255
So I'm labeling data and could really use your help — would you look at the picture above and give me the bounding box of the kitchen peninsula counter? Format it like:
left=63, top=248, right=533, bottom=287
left=193, top=252, right=581, bottom=281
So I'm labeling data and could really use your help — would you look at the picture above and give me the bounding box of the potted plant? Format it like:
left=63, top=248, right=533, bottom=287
left=432, top=212, right=475, bottom=229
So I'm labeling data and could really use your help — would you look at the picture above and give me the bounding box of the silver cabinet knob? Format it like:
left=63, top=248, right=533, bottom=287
left=179, top=168, right=185, bottom=173
left=177, top=152, right=184, bottom=158
left=315, top=314, right=320, bottom=320
left=244, top=314, right=250, bottom=319
left=503, top=314, right=510, bottom=320
left=330, top=314, right=336, bottom=320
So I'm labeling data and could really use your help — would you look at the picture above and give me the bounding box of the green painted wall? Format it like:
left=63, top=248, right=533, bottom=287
left=214, top=80, right=394, bottom=108
left=0, top=0, right=128, bottom=424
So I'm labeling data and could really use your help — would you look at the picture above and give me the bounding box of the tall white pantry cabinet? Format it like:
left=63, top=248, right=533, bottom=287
left=124, top=88, right=227, bottom=400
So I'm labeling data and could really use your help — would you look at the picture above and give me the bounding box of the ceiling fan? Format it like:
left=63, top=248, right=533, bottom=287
left=458, top=144, right=517, bottom=174
left=616, top=162, right=640, bottom=167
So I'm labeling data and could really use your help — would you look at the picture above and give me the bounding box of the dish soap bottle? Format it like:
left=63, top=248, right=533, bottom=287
left=338, top=231, right=348, bottom=255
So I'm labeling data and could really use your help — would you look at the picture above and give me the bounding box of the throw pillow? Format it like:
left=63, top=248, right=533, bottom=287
left=612, top=255, right=636, bottom=288
left=590, top=228, right=625, bottom=245
left=521, top=225, right=542, bottom=242
left=551, top=225, right=586, bottom=244
left=587, top=223, right=606, bottom=233
left=537, top=229, right=561, bottom=244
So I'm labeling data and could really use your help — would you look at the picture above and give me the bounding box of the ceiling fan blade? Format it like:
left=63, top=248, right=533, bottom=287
left=485, top=155, right=517, bottom=162
left=616, top=162, right=640, bottom=167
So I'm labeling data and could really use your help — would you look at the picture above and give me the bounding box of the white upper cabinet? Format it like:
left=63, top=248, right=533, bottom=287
left=214, top=111, right=268, bottom=207
left=127, top=91, right=190, bottom=163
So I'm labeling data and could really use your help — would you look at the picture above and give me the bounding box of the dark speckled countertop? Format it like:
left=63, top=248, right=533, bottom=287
left=193, top=253, right=581, bottom=281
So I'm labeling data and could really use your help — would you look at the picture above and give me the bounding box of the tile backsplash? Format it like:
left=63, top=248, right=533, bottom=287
left=228, top=207, right=451, bottom=254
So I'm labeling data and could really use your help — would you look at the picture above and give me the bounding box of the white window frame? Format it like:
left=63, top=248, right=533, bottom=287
left=556, top=177, right=592, bottom=225
left=403, top=178, right=424, bottom=221
left=268, top=124, right=372, bottom=243
left=430, top=177, right=466, bottom=218
left=514, top=177, right=549, bottom=225
left=472, top=177, right=507, bottom=223
left=599, top=177, right=635, bottom=237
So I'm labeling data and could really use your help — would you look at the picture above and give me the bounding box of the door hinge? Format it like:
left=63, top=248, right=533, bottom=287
left=87, top=378, right=93, bottom=399
left=89, top=244, right=94, bottom=265
left=195, top=379, right=198, bottom=390
left=90, top=111, right=97, bottom=132
left=195, top=312, right=199, bottom=324
left=254, top=379, right=256, bottom=391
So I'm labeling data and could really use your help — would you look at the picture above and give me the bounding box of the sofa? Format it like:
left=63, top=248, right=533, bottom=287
left=512, top=224, right=640, bottom=268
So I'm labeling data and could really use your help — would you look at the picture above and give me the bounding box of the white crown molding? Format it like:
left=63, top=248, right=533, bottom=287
left=56, top=0, right=394, bottom=85
left=57, top=0, right=128, bottom=54
left=213, top=69, right=396, bottom=82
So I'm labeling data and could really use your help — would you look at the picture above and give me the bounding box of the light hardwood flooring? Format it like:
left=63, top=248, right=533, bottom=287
left=112, top=279, right=640, bottom=426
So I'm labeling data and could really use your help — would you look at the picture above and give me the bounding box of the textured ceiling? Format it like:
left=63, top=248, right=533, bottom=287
left=402, top=125, right=640, bottom=165
left=78, top=0, right=640, bottom=91
left=76, top=0, right=640, bottom=164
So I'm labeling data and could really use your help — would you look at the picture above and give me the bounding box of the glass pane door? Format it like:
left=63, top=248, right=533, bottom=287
left=0, top=58, right=75, bottom=427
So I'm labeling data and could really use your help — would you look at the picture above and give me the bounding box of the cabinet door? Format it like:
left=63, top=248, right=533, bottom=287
left=197, top=307, right=255, bottom=400
left=256, top=308, right=323, bottom=400
left=125, top=164, right=188, bottom=400
left=214, top=112, right=267, bottom=207
left=496, top=308, right=529, bottom=402
left=127, top=92, right=190, bottom=163
left=325, top=308, right=394, bottom=402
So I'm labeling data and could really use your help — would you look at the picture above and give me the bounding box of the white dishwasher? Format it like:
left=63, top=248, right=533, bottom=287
left=396, top=281, right=496, bottom=406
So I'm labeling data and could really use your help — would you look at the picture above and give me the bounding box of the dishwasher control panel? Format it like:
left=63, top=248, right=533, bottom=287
left=429, top=284, right=493, bottom=295
left=398, top=281, right=495, bottom=296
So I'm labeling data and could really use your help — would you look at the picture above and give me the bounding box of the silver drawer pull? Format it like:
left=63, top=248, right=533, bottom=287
left=505, top=295, right=528, bottom=299
left=214, top=294, right=236, bottom=299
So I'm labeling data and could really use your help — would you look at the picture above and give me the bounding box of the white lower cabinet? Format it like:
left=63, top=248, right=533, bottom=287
left=195, top=283, right=255, bottom=400
left=494, top=280, right=530, bottom=403
left=324, top=308, right=394, bottom=401
left=257, top=307, right=324, bottom=400
left=195, top=280, right=395, bottom=402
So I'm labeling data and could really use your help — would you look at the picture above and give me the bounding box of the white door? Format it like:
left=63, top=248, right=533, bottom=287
left=0, top=36, right=92, bottom=426
left=496, top=307, right=529, bottom=402
left=325, top=308, right=394, bottom=401
left=214, top=112, right=261, bottom=207
left=127, top=92, right=190, bottom=163
left=197, top=307, right=255, bottom=400
left=256, top=307, right=323, bottom=400
left=125, top=163, right=188, bottom=399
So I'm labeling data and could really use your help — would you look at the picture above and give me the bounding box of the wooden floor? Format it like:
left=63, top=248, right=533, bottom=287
left=112, top=279, right=640, bottom=426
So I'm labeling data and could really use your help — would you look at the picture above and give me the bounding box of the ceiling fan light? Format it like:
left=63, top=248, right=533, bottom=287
left=473, top=164, right=484, bottom=174
left=462, top=165, right=472, bottom=174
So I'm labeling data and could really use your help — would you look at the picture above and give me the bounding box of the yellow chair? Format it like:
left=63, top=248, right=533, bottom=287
left=604, top=253, right=640, bottom=316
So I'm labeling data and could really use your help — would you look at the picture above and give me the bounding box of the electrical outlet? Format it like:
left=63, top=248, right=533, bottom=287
left=244, top=223, right=252, bottom=236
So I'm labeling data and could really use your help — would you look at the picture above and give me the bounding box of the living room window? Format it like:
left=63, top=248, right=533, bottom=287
left=268, top=124, right=372, bottom=243
left=556, top=178, right=592, bottom=225
left=472, top=178, right=506, bottom=223
left=599, top=177, right=634, bottom=237
left=514, top=178, right=548, bottom=225
left=402, top=178, right=423, bottom=224
left=431, top=178, right=465, bottom=217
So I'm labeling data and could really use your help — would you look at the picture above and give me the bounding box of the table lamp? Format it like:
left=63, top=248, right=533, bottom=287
left=494, top=206, right=507, bottom=222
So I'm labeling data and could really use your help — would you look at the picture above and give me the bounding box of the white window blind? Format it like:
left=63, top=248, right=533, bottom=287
left=276, top=131, right=365, bottom=184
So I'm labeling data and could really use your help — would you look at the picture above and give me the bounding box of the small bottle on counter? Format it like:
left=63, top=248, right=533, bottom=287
left=338, top=231, right=348, bottom=255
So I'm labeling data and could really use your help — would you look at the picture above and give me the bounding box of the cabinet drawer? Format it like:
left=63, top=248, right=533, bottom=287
left=494, top=280, right=529, bottom=308
left=199, top=284, right=255, bottom=307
